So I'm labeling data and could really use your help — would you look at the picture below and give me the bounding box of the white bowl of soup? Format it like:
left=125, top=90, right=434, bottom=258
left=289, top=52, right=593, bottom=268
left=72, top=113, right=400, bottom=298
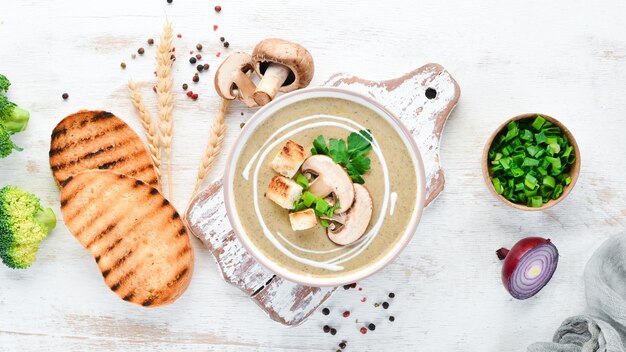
left=224, top=87, right=426, bottom=287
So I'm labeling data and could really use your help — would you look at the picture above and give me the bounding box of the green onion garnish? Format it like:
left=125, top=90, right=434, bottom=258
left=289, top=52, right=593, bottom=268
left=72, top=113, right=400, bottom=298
left=488, top=116, right=575, bottom=207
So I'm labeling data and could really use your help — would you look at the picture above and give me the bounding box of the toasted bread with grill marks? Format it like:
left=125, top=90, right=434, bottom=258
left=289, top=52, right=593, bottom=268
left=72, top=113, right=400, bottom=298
left=60, top=170, right=193, bottom=308
left=49, top=110, right=158, bottom=188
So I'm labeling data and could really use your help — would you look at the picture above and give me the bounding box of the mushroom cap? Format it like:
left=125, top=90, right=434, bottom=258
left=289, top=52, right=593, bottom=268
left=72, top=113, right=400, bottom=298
left=327, top=184, right=373, bottom=246
left=301, top=155, right=354, bottom=213
left=251, top=38, right=314, bottom=93
left=214, top=52, right=256, bottom=100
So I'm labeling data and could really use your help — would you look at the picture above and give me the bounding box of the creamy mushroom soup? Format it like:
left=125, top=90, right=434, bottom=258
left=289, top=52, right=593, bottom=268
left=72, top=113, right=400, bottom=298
left=233, top=97, right=418, bottom=278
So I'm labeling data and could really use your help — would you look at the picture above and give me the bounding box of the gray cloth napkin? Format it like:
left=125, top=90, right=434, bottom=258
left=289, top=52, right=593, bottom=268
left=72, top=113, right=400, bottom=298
left=528, top=234, right=626, bottom=352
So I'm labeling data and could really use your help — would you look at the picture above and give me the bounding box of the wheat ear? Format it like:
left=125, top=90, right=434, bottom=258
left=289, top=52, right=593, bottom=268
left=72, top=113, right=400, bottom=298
left=128, top=79, right=162, bottom=189
left=192, top=98, right=231, bottom=197
left=156, top=21, right=174, bottom=200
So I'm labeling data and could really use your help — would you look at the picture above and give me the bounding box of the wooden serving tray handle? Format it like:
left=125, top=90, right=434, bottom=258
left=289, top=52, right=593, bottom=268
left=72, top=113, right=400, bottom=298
left=185, top=64, right=460, bottom=326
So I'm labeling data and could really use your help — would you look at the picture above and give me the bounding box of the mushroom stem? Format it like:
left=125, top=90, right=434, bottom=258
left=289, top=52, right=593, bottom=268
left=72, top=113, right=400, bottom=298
left=234, top=78, right=258, bottom=108
left=253, top=64, right=290, bottom=106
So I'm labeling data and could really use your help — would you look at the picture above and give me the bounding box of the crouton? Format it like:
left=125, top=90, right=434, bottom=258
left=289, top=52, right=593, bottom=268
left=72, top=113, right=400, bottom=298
left=289, top=209, right=317, bottom=231
left=266, top=175, right=303, bottom=209
left=270, top=140, right=309, bottom=178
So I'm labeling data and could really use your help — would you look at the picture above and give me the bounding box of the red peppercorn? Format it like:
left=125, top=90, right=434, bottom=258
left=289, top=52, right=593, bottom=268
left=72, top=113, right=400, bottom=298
left=152, top=86, right=157, bottom=93
left=361, top=297, right=367, bottom=302
left=186, top=91, right=193, bottom=97
left=342, top=311, right=350, bottom=318
left=195, top=54, right=202, bottom=60
left=216, top=51, right=221, bottom=57
left=213, top=24, right=218, bottom=31
left=177, top=34, right=182, bottom=38
left=360, top=327, right=367, bottom=334
left=192, top=75, right=199, bottom=83
left=214, top=5, right=221, bottom=12
left=192, top=93, right=198, bottom=100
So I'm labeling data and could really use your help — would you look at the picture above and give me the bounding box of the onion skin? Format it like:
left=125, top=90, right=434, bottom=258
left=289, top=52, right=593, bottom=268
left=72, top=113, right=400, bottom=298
left=497, top=237, right=558, bottom=300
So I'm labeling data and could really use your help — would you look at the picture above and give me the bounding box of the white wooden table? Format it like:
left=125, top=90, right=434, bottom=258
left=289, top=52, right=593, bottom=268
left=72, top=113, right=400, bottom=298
left=2, top=1, right=626, bottom=351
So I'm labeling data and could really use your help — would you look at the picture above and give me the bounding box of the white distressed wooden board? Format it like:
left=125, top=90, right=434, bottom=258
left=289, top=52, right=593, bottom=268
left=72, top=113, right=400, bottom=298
left=2, top=0, right=626, bottom=351
left=185, top=63, right=459, bottom=326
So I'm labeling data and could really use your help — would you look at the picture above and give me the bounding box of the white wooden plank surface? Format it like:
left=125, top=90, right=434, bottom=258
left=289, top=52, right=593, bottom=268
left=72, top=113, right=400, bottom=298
left=1, top=0, right=626, bottom=351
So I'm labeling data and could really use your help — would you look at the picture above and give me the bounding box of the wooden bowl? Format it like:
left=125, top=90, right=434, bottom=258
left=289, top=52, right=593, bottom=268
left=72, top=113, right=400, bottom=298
left=482, top=113, right=581, bottom=211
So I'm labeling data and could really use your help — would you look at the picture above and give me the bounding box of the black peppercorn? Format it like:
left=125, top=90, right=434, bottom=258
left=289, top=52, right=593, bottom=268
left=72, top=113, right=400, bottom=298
left=389, top=292, right=395, bottom=298
left=389, top=316, right=395, bottom=322
left=323, top=325, right=330, bottom=333
left=189, top=57, right=197, bottom=64
left=196, top=43, right=203, bottom=51
left=197, top=64, right=204, bottom=72
left=224, top=41, right=230, bottom=48
left=382, top=302, right=389, bottom=309
left=182, top=83, right=188, bottom=90
left=368, top=323, right=376, bottom=331
left=339, top=342, right=347, bottom=349
left=147, top=38, right=154, bottom=45
left=138, top=48, right=145, bottom=55
left=220, top=37, right=225, bottom=42
left=62, top=93, right=69, bottom=100
left=167, top=0, right=173, bottom=3
left=330, top=328, right=337, bottom=336
left=192, top=75, right=199, bottom=83
left=322, top=308, right=330, bottom=315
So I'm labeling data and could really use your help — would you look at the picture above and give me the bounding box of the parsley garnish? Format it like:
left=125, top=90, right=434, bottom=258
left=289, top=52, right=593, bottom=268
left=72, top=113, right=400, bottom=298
left=310, top=130, right=372, bottom=184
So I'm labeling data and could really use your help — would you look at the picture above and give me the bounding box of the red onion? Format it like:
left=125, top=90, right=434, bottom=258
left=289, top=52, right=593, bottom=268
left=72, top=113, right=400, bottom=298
left=496, top=237, right=559, bottom=300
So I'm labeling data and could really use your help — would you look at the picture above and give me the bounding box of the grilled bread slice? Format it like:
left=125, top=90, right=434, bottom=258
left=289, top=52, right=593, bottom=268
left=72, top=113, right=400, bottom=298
left=60, top=170, right=193, bottom=308
left=50, top=110, right=158, bottom=188
left=266, top=175, right=303, bottom=209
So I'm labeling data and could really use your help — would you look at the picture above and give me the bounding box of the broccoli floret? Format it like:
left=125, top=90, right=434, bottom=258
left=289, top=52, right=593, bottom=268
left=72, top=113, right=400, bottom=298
left=0, top=74, right=9, bottom=93
left=0, top=95, right=29, bottom=133
left=0, top=124, right=22, bottom=159
left=0, top=186, right=56, bottom=269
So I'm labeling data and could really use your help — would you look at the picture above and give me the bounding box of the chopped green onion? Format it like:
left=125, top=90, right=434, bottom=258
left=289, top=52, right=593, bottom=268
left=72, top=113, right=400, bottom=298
left=295, top=174, right=309, bottom=189
left=535, top=131, right=547, bottom=144
left=492, top=178, right=504, bottom=194
left=532, top=116, right=546, bottom=130
left=525, top=174, right=538, bottom=189
left=522, top=157, right=540, bottom=167
left=315, top=197, right=330, bottom=214
left=487, top=115, right=575, bottom=207
left=302, top=191, right=317, bottom=207
left=543, top=175, right=556, bottom=188
left=530, top=196, right=543, bottom=207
